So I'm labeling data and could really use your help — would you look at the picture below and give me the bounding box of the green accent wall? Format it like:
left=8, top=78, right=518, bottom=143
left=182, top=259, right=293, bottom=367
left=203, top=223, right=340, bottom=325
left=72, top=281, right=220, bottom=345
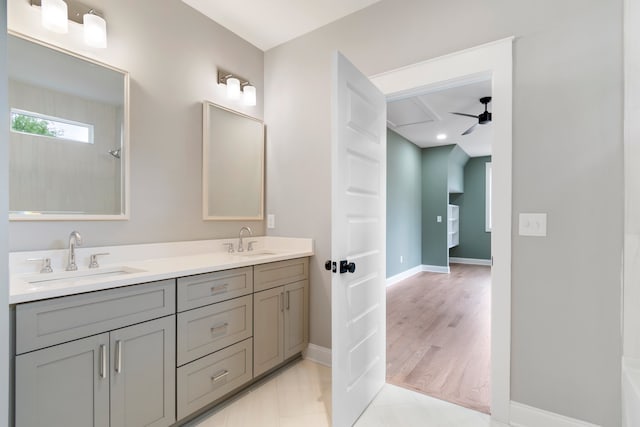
left=421, top=145, right=453, bottom=268
left=450, top=156, right=492, bottom=260
left=448, top=145, right=470, bottom=193
left=386, top=129, right=422, bottom=277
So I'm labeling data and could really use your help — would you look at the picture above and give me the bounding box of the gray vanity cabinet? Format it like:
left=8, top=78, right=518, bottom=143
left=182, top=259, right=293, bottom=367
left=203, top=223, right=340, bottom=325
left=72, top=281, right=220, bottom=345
left=253, top=258, right=309, bottom=377
left=110, top=316, right=175, bottom=427
left=14, top=280, right=176, bottom=427
left=15, top=333, right=110, bottom=427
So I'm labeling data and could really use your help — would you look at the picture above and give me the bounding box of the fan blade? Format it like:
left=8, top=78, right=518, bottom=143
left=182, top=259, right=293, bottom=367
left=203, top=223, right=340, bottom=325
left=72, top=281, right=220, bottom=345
left=462, top=123, right=478, bottom=136
left=451, top=112, right=479, bottom=119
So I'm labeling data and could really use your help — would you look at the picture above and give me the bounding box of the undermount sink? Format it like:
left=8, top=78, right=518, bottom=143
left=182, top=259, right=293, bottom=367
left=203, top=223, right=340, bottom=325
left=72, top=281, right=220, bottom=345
left=235, top=249, right=279, bottom=257
left=24, top=266, right=147, bottom=285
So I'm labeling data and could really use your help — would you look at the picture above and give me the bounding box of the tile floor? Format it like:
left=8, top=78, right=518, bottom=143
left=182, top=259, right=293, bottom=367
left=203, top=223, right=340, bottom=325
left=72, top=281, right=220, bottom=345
left=188, top=358, right=493, bottom=427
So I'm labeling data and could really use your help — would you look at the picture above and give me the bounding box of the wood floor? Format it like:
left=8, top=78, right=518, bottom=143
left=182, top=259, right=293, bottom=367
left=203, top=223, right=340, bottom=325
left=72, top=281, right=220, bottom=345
left=386, top=263, right=491, bottom=414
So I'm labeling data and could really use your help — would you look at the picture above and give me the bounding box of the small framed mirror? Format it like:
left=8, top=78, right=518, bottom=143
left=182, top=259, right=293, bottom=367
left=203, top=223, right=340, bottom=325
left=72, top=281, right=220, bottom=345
left=203, top=102, right=264, bottom=220
left=8, top=33, right=129, bottom=221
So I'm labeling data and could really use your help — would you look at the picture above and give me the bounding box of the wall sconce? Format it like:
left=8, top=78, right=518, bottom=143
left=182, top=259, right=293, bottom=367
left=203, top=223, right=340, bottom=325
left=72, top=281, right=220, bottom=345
left=31, top=0, right=108, bottom=48
left=218, top=70, right=257, bottom=106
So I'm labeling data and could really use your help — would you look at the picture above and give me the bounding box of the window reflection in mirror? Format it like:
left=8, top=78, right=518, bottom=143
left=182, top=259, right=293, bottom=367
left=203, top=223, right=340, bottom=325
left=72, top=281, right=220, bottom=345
left=8, top=33, right=129, bottom=220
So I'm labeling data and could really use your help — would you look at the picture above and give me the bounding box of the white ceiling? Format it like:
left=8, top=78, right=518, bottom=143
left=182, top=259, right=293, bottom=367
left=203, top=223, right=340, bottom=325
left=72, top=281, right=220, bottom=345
left=387, top=80, right=493, bottom=157
left=182, top=0, right=384, bottom=51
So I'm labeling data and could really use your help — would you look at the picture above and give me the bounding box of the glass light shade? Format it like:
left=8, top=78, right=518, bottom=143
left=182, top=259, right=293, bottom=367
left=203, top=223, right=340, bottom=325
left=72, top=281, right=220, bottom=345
left=83, top=13, right=107, bottom=48
left=226, top=77, right=241, bottom=99
left=41, top=0, right=68, bottom=34
left=243, top=85, right=257, bottom=106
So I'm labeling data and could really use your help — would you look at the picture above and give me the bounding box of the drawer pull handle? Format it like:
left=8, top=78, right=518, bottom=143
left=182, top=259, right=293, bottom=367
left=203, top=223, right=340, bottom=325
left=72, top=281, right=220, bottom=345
left=286, top=290, right=290, bottom=310
left=280, top=292, right=284, bottom=312
left=211, top=284, right=229, bottom=295
left=211, top=370, right=229, bottom=382
left=115, top=340, right=123, bottom=374
left=99, top=344, right=107, bottom=379
left=210, top=322, right=229, bottom=333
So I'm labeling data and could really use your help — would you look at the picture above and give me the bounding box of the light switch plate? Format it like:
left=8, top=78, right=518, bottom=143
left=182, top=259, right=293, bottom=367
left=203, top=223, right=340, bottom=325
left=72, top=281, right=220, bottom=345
left=267, top=214, right=275, bottom=229
left=437, top=216, right=442, bottom=223
left=519, top=213, right=547, bottom=237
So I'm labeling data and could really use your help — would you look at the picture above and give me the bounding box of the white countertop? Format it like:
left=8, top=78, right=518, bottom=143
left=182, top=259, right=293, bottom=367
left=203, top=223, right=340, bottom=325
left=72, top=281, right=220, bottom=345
left=9, top=236, right=314, bottom=304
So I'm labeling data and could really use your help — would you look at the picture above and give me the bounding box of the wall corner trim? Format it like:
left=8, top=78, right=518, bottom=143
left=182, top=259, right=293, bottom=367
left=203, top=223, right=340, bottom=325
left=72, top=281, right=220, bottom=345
left=386, top=266, right=423, bottom=287
left=510, top=401, right=601, bottom=427
left=304, top=343, right=332, bottom=367
left=449, top=257, right=492, bottom=266
left=422, top=265, right=451, bottom=274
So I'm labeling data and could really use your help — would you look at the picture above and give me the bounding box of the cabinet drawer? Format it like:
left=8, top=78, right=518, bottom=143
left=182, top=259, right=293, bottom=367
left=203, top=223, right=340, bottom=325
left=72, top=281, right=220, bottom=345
left=254, top=258, right=309, bottom=292
left=16, top=279, right=176, bottom=355
left=177, top=295, right=252, bottom=366
left=177, top=267, right=253, bottom=312
left=177, top=338, right=253, bottom=420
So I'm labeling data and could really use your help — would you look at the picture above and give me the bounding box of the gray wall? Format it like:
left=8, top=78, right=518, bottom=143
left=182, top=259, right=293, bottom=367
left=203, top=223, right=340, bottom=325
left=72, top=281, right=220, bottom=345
left=7, top=0, right=265, bottom=251
left=1, top=0, right=9, bottom=423
left=450, top=156, right=492, bottom=260
left=264, top=0, right=623, bottom=425
left=386, top=129, right=422, bottom=278
left=421, top=145, right=451, bottom=268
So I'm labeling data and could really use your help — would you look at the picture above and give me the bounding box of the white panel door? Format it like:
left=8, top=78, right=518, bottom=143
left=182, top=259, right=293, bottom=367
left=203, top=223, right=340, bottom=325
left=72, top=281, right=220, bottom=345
left=331, top=51, right=387, bottom=427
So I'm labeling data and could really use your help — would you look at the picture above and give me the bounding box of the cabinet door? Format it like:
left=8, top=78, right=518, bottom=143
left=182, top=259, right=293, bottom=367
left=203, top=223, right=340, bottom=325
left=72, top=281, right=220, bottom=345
left=15, top=333, right=109, bottom=427
left=284, top=280, right=309, bottom=359
left=110, top=316, right=176, bottom=427
left=253, top=286, right=284, bottom=377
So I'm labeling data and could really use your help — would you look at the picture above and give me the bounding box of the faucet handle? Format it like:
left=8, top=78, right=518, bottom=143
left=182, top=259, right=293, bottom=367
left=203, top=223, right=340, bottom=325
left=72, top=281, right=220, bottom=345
left=222, top=243, right=235, bottom=253
left=247, top=241, right=258, bottom=251
left=89, top=253, right=110, bottom=269
left=27, top=258, right=53, bottom=274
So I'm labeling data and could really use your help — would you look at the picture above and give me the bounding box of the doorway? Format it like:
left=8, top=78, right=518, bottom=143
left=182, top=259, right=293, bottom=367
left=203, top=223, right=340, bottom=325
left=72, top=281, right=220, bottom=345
left=369, top=37, right=512, bottom=422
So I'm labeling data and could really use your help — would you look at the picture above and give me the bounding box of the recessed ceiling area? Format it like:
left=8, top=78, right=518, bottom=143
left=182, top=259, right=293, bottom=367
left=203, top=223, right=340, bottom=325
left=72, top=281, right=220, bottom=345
left=387, top=80, right=493, bottom=157
left=181, top=0, right=384, bottom=51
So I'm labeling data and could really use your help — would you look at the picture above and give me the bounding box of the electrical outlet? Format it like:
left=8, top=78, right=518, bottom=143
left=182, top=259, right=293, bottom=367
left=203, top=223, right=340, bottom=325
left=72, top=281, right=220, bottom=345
left=437, top=216, right=442, bottom=223
left=267, top=214, right=275, bottom=229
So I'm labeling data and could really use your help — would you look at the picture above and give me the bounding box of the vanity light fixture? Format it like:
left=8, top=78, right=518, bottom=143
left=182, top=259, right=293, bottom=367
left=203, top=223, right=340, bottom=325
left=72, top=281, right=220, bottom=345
left=218, top=70, right=257, bottom=106
left=31, top=0, right=108, bottom=48
left=41, top=0, right=68, bottom=33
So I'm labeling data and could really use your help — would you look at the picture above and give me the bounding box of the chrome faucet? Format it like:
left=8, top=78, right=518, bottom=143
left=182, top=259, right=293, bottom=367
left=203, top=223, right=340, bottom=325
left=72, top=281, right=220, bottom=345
left=237, top=226, right=253, bottom=252
left=66, top=231, right=83, bottom=271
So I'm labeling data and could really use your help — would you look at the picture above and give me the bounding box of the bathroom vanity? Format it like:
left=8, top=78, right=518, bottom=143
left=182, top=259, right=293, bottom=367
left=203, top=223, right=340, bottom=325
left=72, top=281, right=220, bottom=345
left=9, top=237, right=312, bottom=427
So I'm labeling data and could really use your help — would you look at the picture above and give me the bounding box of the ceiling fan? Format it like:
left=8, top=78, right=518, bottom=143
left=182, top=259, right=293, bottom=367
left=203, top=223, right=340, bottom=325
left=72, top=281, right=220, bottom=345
left=451, top=96, right=492, bottom=135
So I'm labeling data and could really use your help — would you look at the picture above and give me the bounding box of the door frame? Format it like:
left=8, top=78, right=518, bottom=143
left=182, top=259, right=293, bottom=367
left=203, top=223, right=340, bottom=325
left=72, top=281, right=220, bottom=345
left=369, top=37, right=513, bottom=423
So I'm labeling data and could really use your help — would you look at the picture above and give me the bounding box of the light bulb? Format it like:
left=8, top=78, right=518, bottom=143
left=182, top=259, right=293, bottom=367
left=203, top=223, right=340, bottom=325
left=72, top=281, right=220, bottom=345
left=41, top=0, right=68, bottom=34
left=226, top=77, right=241, bottom=99
left=83, top=13, right=107, bottom=48
left=243, top=85, right=256, bottom=106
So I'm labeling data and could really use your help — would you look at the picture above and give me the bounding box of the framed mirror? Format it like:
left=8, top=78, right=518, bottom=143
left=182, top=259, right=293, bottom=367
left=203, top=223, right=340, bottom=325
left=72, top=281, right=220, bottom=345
left=203, top=102, right=264, bottom=220
left=8, top=32, right=130, bottom=221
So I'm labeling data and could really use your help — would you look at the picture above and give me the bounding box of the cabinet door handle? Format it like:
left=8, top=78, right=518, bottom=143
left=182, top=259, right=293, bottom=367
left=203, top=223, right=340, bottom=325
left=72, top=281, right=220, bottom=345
left=280, top=292, right=284, bottom=312
left=286, top=290, right=290, bottom=310
left=211, top=284, right=229, bottom=295
left=211, top=369, right=229, bottom=382
left=210, top=322, right=229, bottom=334
left=99, top=344, right=107, bottom=379
left=115, top=340, right=123, bottom=374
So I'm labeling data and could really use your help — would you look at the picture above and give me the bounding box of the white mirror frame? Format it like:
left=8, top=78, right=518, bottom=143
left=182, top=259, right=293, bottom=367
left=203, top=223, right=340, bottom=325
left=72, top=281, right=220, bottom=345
left=202, top=101, right=264, bottom=221
left=8, top=31, right=130, bottom=221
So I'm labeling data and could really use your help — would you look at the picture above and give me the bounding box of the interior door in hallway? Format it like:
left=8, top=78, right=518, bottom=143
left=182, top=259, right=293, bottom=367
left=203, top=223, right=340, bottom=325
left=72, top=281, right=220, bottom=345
left=331, top=51, right=387, bottom=427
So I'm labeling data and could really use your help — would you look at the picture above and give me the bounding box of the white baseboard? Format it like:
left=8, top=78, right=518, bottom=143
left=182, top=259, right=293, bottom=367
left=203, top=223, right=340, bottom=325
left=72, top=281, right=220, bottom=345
left=510, top=401, right=600, bottom=427
left=422, top=264, right=450, bottom=274
left=449, top=257, right=492, bottom=266
left=303, top=344, right=331, bottom=367
left=386, top=265, right=423, bottom=287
